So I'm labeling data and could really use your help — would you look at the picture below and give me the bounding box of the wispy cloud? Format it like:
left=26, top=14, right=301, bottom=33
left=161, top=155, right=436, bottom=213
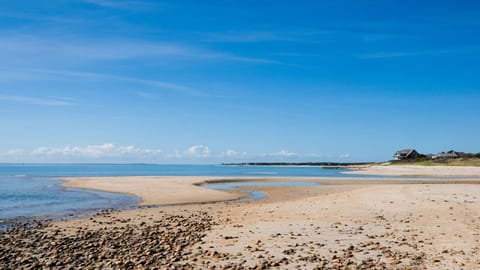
left=202, top=28, right=411, bottom=45
left=1, top=66, right=211, bottom=96
left=0, top=94, right=77, bottom=106
left=357, top=49, right=453, bottom=59
left=0, top=11, right=84, bottom=24
left=203, top=52, right=279, bottom=64
left=204, top=31, right=300, bottom=43
left=0, top=35, right=276, bottom=65
left=136, top=91, right=157, bottom=99
left=82, top=0, right=162, bottom=10
left=0, top=36, right=191, bottom=61
left=28, top=69, right=203, bottom=96
left=201, top=29, right=355, bottom=44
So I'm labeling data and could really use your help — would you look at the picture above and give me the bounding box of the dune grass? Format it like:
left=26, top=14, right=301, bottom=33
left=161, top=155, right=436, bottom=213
left=390, top=158, right=480, bottom=166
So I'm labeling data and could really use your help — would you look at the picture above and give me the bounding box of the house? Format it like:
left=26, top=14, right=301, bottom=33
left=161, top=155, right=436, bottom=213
left=394, top=149, right=419, bottom=160
left=456, top=152, right=476, bottom=158
left=432, top=151, right=459, bottom=159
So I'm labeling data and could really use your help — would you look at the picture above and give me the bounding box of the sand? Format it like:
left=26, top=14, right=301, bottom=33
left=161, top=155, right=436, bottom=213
left=343, top=164, right=480, bottom=176
left=61, top=176, right=246, bottom=206
left=198, top=183, right=480, bottom=269
left=61, top=175, right=480, bottom=207
left=3, top=174, right=480, bottom=268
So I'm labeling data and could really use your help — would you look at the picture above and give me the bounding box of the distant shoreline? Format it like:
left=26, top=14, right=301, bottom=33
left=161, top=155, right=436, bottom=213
left=221, top=162, right=375, bottom=168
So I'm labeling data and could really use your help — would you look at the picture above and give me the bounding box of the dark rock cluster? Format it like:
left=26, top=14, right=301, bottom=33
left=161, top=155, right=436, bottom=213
left=0, top=212, right=213, bottom=269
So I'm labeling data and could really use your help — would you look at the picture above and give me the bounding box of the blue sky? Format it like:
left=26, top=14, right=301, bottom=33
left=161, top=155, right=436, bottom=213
left=1, top=0, right=479, bottom=163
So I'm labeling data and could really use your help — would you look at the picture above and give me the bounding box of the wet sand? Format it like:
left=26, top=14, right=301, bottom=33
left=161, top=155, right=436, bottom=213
left=2, top=176, right=480, bottom=269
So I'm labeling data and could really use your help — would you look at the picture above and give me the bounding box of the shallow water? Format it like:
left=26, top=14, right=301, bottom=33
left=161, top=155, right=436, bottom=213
left=205, top=181, right=321, bottom=190
left=204, top=181, right=321, bottom=201
left=0, top=176, right=140, bottom=219
left=0, top=164, right=353, bottom=226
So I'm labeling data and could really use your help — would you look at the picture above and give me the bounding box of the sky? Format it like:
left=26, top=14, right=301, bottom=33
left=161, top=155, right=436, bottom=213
left=1, top=0, right=480, bottom=163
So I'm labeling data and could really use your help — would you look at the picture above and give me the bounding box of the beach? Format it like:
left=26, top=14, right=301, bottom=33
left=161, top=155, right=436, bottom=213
left=2, top=172, right=480, bottom=269
left=343, top=164, right=480, bottom=177
left=3, top=0, right=479, bottom=269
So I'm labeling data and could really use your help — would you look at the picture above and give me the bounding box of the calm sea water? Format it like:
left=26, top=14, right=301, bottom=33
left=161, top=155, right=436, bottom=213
left=0, top=164, right=350, bottom=227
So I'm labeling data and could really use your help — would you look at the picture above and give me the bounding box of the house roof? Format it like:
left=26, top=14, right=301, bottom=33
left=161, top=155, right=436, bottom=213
left=395, top=149, right=415, bottom=155
left=435, top=152, right=458, bottom=158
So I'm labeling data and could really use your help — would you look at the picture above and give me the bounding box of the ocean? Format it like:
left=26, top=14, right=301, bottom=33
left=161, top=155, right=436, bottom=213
left=0, top=163, right=351, bottom=227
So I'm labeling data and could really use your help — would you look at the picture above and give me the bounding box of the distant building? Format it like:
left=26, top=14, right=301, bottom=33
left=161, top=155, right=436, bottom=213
left=394, top=149, right=419, bottom=160
left=456, top=152, right=476, bottom=158
left=432, top=151, right=459, bottom=159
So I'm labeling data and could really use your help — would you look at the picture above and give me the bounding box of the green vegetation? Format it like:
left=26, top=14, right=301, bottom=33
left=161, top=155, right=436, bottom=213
left=222, top=162, right=374, bottom=166
left=391, top=157, right=480, bottom=166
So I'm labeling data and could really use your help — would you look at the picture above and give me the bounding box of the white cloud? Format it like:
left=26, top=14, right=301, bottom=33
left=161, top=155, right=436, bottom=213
left=6, top=143, right=162, bottom=161
left=224, top=150, right=237, bottom=157
left=6, top=149, right=26, bottom=156
left=222, top=149, right=238, bottom=157
left=219, top=149, right=248, bottom=158
left=262, top=150, right=312, bottom=158
left=273, top=150, right=297, bottom=157
left=258, top=150, right=341, bottom=160
left=2, top=144, right=348, bottom=163
left=184, top=145, right=211, bottom=158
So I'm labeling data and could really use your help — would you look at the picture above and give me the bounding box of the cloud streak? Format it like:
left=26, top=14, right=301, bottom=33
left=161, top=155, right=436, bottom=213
left=356, top=49, right=453, bottom=59
left=27, top=69, right=203, bottom=96
left=0, top=35, right=277, bottom=65
left=82, top=0, right=161, bottom=10
left=0, top=94, right=77, bottom=106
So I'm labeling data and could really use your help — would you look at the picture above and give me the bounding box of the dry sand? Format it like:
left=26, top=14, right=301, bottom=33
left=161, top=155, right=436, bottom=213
left=61, top=176, right=246, bottom=206
left=343, top=164, right=480, bottom=177
left=199, top=183, right=480, bottom=269
left=61, top=175, right=480, bottom=207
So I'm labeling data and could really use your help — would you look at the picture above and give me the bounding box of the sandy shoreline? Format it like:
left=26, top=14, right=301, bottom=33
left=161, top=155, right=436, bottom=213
left=343, top=164, right=480, bottom=176
left=60, top=175, right=480, bottom=207
left=60, top=176, right=247, bottom=206
left=2, top=173, right=480, bottom=269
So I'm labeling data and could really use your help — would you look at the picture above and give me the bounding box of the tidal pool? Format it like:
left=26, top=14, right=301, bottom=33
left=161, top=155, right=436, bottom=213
left=204, top=181, right=321, bottom=201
